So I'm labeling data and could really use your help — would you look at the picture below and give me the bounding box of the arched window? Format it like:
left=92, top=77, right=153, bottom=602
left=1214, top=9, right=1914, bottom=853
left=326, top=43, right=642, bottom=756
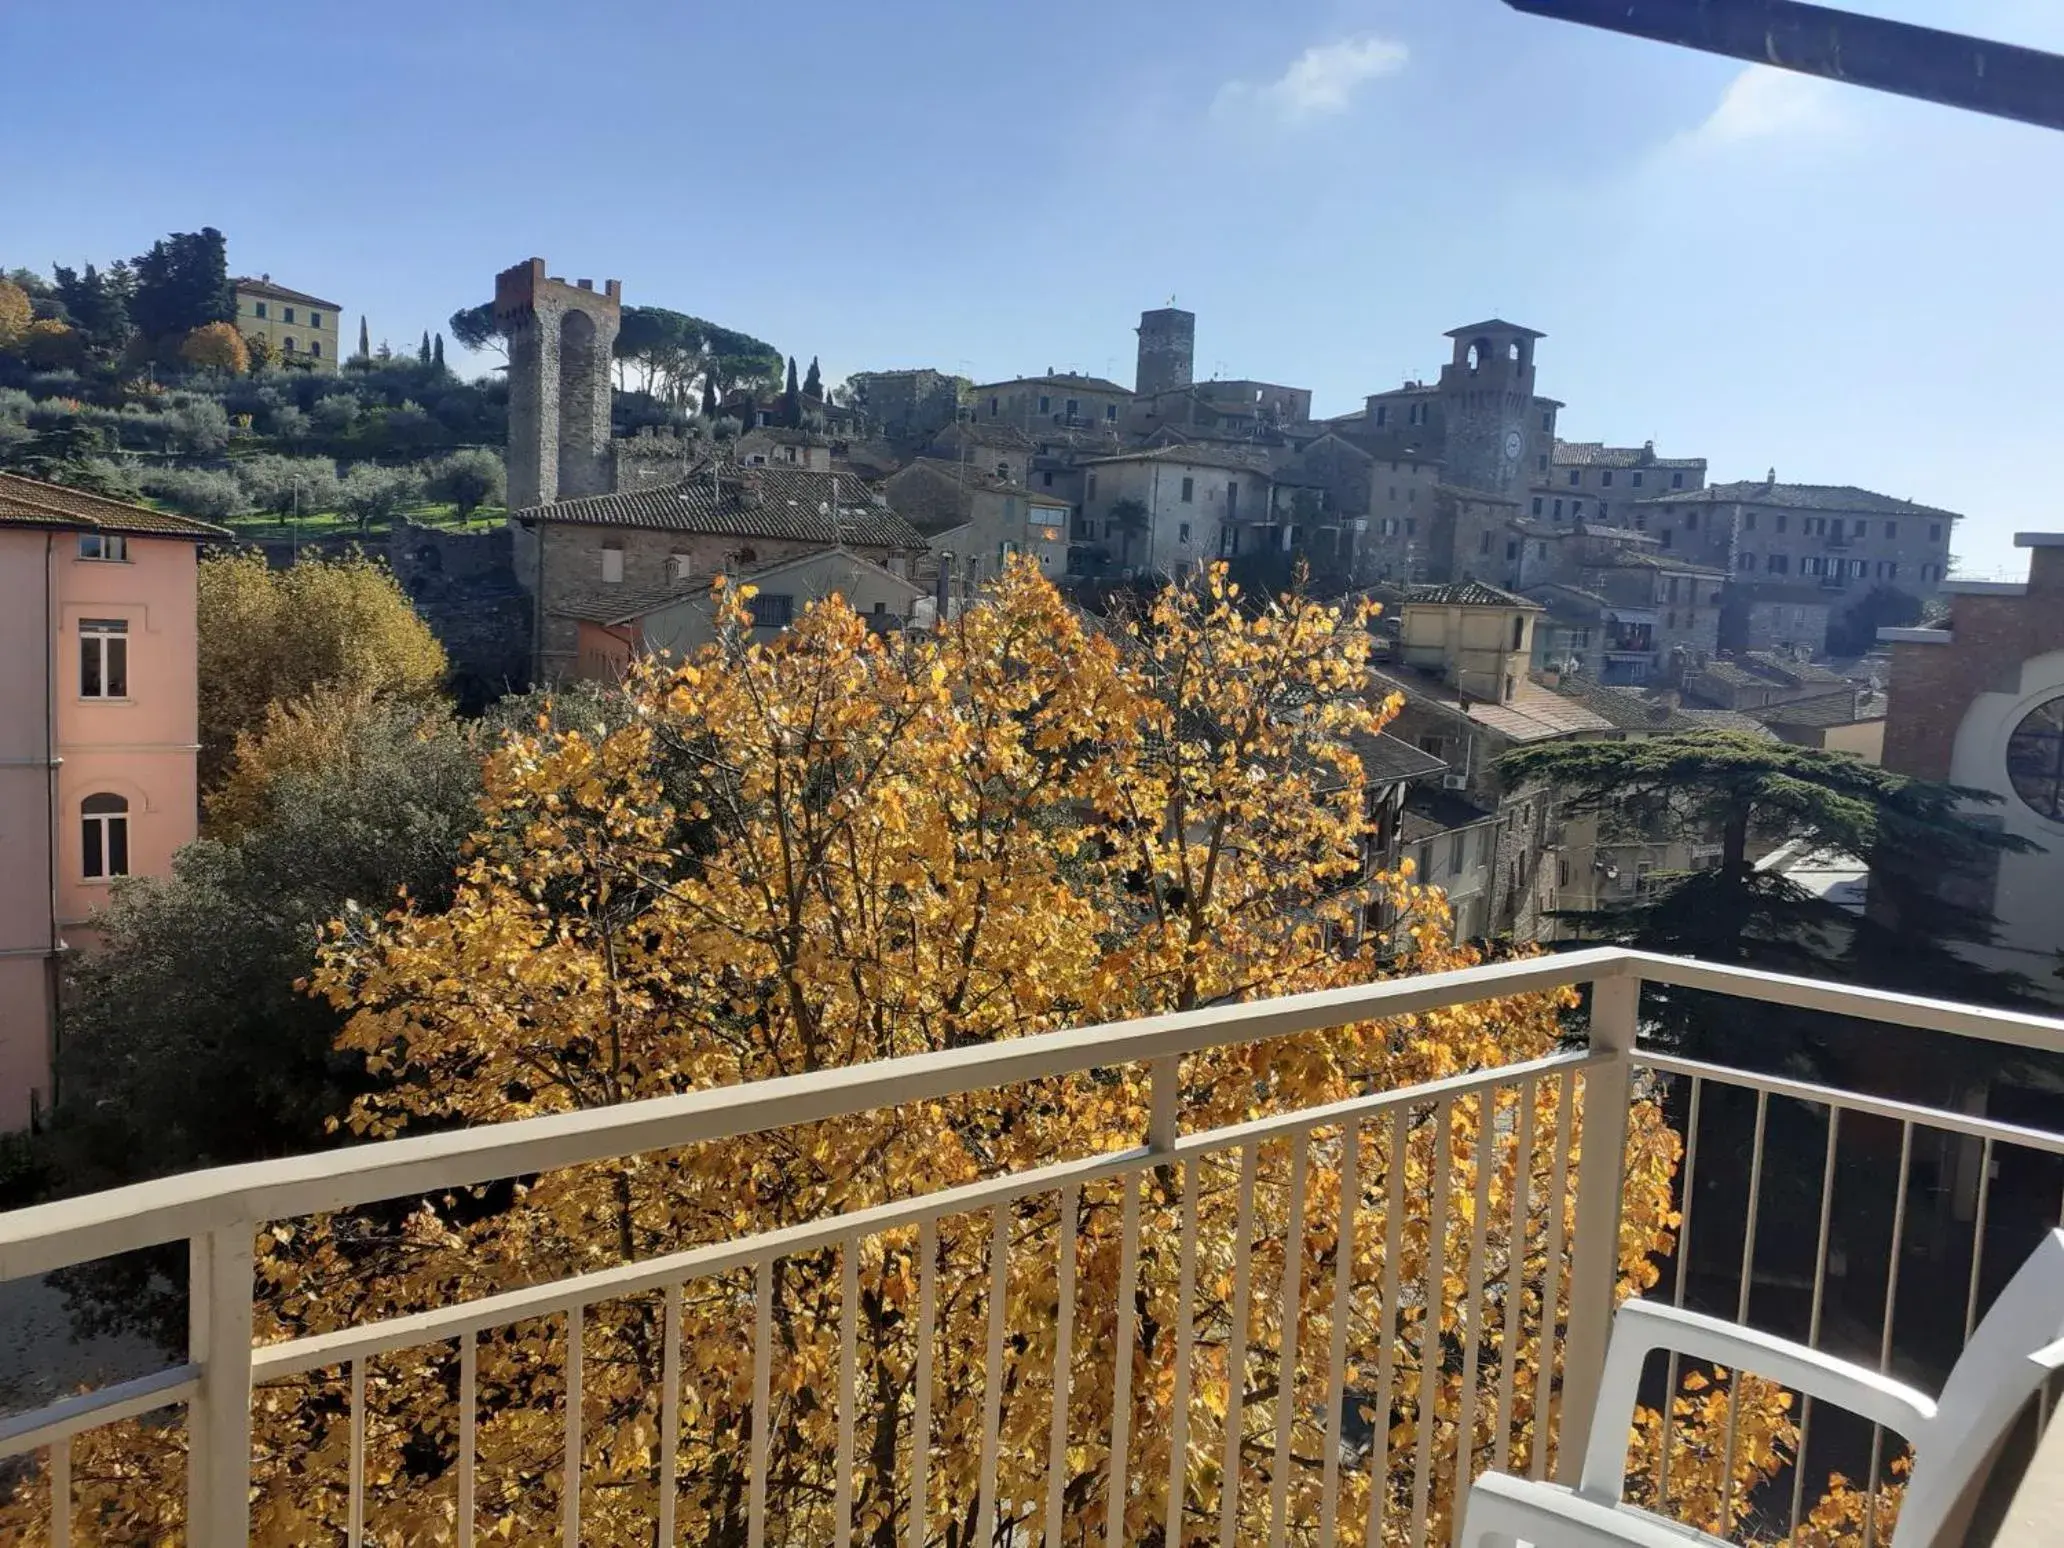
left=283, top=336, right=297, bottom=353
left=82, top=793, right=129, bottom=879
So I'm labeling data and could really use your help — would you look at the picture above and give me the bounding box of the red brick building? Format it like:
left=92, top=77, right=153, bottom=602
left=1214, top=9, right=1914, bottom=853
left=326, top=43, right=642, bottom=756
left=1881, top=534, right=2064, bottom=998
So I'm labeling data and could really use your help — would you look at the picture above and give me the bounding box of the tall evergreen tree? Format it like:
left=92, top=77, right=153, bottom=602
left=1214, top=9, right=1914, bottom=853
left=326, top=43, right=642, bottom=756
left=357, top=315, right=371, bottom=360
left=127, top=228, right=232, bottom=344
left=701, top=374, right=718, bottom=418
left=783, top=354, right=802, bottom=428
left=1501, top=730, right=2042, bottom=1069
left=432, top=332, right=445, bottom=370
left=50, top=262, right=132, bottom=354
left=418, top=329, right=431, bottom=365
left=803, top=354, right=823, bottom=399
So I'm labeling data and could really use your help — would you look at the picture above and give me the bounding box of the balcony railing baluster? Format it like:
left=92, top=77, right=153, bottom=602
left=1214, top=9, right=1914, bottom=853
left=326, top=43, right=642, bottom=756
left=5, top=949, right=2064, bottom=1545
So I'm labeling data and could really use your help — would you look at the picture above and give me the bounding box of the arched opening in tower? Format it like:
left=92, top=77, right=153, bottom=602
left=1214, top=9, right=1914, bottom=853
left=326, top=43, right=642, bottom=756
left=559, top=308, right=602, bottom=498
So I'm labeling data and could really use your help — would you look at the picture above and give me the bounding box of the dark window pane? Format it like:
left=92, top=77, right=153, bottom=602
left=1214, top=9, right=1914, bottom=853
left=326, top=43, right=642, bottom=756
left=81, top=639, right=100, bottom=696
left=83, top=820, right=103, bottom=879
left=107, top=638, right=127, bottom=697
left=108, top=817, right=128, bottom=877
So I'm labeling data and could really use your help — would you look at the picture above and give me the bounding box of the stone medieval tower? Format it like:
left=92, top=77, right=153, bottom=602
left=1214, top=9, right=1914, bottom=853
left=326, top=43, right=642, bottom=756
left=496, top=258, right=623, bottom=511
left=1436, top=320, right=1544, bottom=500
left=1135, top=306, right=1195, bottom=397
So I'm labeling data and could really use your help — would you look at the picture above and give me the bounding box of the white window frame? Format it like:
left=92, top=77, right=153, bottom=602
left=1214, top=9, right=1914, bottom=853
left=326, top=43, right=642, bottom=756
left=80, top=617, right=128, bottom=699
left=81, top=792, right=130, bottom=880
left=78, top=532, right=129, bottom=562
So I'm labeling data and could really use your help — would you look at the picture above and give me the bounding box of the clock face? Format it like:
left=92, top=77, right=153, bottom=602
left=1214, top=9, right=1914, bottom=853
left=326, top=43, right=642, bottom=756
left=1504, top=429, right=1524, bottom=461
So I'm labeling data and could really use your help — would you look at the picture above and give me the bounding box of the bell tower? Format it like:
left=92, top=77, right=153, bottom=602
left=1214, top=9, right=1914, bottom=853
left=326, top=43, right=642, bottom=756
left=497, top=258, right=623, bottom=511
left=1436, top=320, right=1544, bottom=500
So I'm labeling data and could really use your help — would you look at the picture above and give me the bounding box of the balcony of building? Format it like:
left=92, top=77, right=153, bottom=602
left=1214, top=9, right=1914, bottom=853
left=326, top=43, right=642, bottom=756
left=3, top=949, right=2062, bottom=1546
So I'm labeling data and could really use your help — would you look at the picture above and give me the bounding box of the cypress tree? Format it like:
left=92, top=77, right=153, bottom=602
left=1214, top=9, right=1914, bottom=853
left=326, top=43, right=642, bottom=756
left=803, top=355, right=822, bottom=399
left=783, top=355, right=802, bottom=428
left=357, top=316, right=370, bottom=359
left=432, top=332, right=445, bottom=370
left=418, top=330, right=431, bottom=365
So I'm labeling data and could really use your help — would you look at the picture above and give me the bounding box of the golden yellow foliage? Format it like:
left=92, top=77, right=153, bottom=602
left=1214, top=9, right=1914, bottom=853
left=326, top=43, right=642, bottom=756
left=0, top=279, right=30, bottom=349
left=197, top=549, right=448, bottom=798
left=19, top=316, right=84, bottom=369
left=181, top=319, right=251, bottom=375
left=4, top=563, right=1898, bottom=1545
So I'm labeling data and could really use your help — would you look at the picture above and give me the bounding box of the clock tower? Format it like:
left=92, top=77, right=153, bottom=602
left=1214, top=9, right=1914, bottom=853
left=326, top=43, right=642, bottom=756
left=1436, top=320, right=1545, bottom=501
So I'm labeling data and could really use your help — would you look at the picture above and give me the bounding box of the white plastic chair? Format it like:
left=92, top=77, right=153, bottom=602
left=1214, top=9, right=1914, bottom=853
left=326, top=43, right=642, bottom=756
left=1461, top=1227, right=2064, bottom=1547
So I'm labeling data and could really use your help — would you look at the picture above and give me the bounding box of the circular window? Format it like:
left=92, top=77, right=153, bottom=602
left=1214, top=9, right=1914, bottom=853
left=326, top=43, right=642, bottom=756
left=2007, top=694, right=2064, bottom=821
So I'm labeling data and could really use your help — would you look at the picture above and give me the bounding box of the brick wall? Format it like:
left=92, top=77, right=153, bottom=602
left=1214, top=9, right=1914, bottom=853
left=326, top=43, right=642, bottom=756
left=530, top=523, right=910, bottom=681
left=1884, top=549, right=2064, bottom=780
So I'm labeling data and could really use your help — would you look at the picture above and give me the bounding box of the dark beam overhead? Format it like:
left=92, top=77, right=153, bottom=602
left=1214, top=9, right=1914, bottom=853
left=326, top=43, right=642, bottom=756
left=1502, top=0, right=2064, bottom=132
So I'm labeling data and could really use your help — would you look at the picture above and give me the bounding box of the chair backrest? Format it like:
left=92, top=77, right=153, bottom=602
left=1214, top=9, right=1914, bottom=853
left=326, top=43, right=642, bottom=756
left=1896, top=1227, right=2064, bottom=1547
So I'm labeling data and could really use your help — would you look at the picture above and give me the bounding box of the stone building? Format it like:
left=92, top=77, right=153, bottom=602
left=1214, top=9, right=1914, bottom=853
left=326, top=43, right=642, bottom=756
left=735, top=427, right=833, bottom=470
left=1356, top=322, right=1561, bottom=505
left=1718, top=582, right=1833, bottom=659
left=846, top=368, right=965, bottom=443
left=1135, top=307, right=1194, bottom=397
left=1372, top=583, right=1606, bottom=942
left=970, top=371, right=1131, bottom=434
left=1528, top=439, right=1706, bottom=528
left=1879, top=533, right=2064, bottom=999
left=1076, top=444, right=1273, bottom=577
left=1631, top=478, right=1960, bottom=602
left=495, top=258, right=623, bottom=513
left=925, top=422, right=1038, bottom=487
left=557, top=549, right=926, bottom=681
left=882, top=459, right=1071, bottom=582
left=511, top=465, right=926, bottom=681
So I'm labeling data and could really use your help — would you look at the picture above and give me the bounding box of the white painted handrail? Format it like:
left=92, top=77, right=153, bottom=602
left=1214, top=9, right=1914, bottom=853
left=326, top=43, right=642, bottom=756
left=8, top=946, right=2064, bottom=1547
left=0, top=947, right=1626, bottom=1281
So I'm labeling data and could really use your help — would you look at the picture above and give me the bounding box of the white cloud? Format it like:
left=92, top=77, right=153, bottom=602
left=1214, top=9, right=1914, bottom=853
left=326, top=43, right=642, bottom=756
left=1679, top=65, right=1849, bottom=151
left=1214, top=35, right=1409, bottom=126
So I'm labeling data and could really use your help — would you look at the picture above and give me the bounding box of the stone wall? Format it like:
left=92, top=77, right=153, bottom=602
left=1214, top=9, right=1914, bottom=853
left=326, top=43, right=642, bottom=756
left=388, top=519, right=531, bottom=709
left=1134, top=308, right=1194, bottom=397
left=529, top=523, right=911, bottom=681
left=496, top=258, right=623, bottom=511
left=611, top=426, right=700, bottom=493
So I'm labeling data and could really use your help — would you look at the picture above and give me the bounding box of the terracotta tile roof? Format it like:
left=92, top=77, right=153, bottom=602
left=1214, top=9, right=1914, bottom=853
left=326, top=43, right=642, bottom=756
left=1080, top=443, right=1274, bottom=474
left=1595, top=551, right=1730, bottom=578
left=231, top=276, right=343, bottom=310
left=1756, top=690, right=1882, bottom=728
left=1445, top=319, right=1547, bottom=340
left=1371, top=666, right=1615, bottom=744
left=513, top=465, right=926, bottom=550
left=557, top=550, right=922, bottom=626
left=1632, top=482, right=1961, bottom=519
left=931, top=422, right=1038, bottom=451
left=1552, top=440, right=1707, bottom=471
left=1698, top=653, right=1851, bottom=691
left=971, top=372, right=1132, bottom=396
left=1405, top=580, right=1541, bottom=609
left=0, top=472, right=231, bottom=539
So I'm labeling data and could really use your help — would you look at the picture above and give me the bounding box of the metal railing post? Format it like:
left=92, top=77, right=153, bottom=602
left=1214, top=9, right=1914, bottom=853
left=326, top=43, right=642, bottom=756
left=1148, top=1054, right=1180, bottom=1152
left=1556, top=974, right=1638, bottom=1484
left=187, top=1225, right=255, bottom=1543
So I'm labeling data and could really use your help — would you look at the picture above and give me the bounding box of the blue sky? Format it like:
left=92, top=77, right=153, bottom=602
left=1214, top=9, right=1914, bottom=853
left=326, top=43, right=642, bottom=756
left=6, top=1, right=2061, bottom=573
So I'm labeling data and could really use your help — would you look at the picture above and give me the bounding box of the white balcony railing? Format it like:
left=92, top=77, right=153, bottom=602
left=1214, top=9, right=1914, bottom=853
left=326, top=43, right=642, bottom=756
left=3, top=948, right=2063, bottom=1546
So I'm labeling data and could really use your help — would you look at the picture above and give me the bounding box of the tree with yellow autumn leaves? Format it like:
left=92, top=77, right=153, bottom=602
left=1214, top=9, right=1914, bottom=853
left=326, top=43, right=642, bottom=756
left=4, top=562, right=1892, bottom=1545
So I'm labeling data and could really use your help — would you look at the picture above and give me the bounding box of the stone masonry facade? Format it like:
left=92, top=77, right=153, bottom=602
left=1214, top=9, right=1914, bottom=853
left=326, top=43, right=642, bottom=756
left=497, top=259, right=623, bottom=512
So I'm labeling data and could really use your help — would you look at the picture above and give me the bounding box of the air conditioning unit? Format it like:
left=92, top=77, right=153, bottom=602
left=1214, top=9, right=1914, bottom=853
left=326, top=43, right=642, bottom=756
left=1442, top=773, right=1469, bottom=792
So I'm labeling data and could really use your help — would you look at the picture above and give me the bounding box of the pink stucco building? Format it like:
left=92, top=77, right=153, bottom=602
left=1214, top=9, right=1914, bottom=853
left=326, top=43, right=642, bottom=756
left=0, top=474, right=224, bottom=1129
